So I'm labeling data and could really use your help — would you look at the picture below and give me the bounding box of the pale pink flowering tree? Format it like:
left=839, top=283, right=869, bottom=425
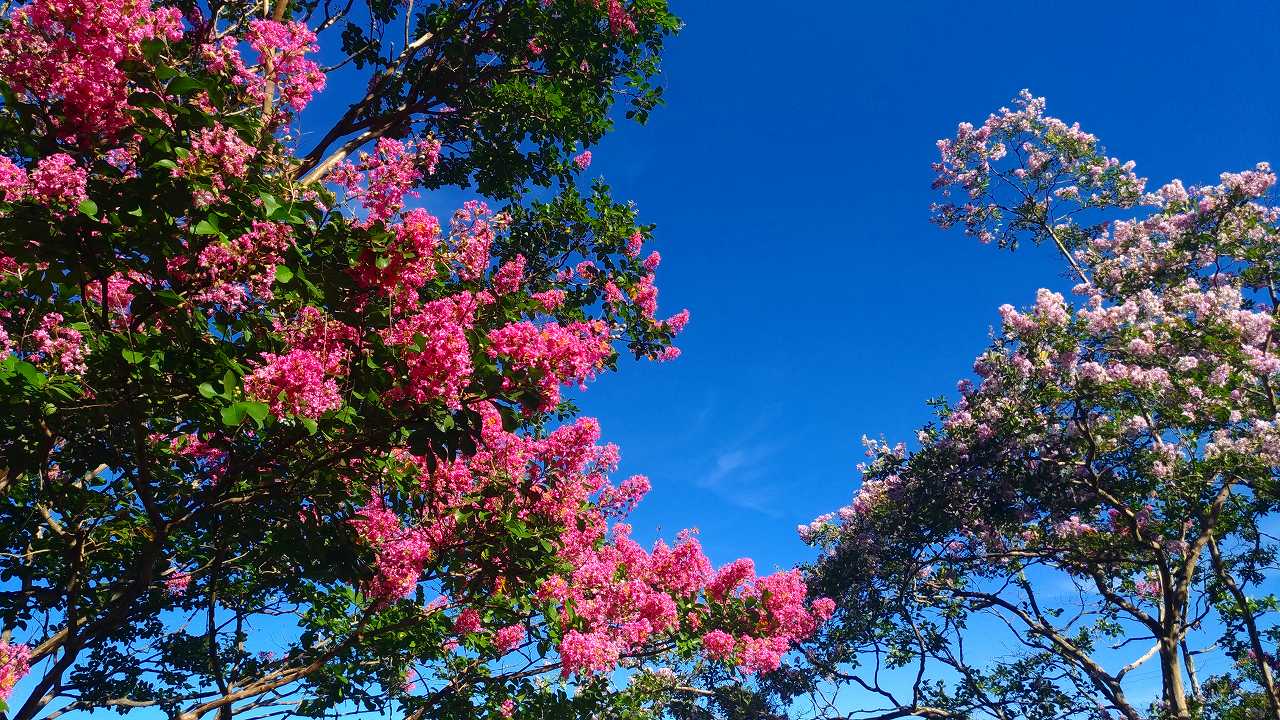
left=774, top=93, right=1280, bottom=720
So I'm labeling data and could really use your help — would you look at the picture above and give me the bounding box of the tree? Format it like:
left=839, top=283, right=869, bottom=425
left=786, top=93, right=1280, bottom=720
left=0, top=1, right=833, bottom=718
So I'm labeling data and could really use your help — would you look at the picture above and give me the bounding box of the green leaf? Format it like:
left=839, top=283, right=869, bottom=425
left=193, top=217, right=220, bottom=235
left=220, top=404, right=247, bottom=426
left=243, top=401, right=270, bottom=423
left=274, top=265, right=294, bottom=284
left=77, top=199, right=98, bottom=217
left=301, top=417, right=318, bottom=435
left=121, top=349, right=144, bottom=364
left=166, top=76, right=205, bottom=96
left=197, top=382, right=217, bottom=398
left=16, top=361, right=46, bottom=388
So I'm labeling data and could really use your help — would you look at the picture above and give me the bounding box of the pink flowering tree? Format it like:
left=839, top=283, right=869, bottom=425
left=763, top=93, right=1280, bottom=720
left=0, top=0, right=832, bottom=719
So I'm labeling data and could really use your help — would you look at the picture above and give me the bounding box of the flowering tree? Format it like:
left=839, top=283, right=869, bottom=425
left=778, top=93, right=1280, bottom=720
left=0, top=1, right=833, bottom=718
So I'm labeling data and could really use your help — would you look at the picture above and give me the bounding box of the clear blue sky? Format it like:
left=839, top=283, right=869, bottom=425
left=573, top=0, right=1280, bottom=577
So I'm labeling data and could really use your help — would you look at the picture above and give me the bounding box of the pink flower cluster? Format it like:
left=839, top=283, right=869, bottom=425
left=187, top=220, right=294, bottom=312
left=449, top=201, right=497, bottom=281
left=29, top=154, right=89, bottom=206
left=0, top=641, right=30, bottom=700
left=330, top=137, right=440, bottom=226
left=245, top=308, right=357, bottom=419
left=493, top=624, right=526, bottom=653
left=382, top=293, right=478, bottom=408
left=604, top=0, right=636, bottom=34
left=0, top=154, right=89, bottom=208
left=246, top=20, right=326, bottom=112
left=350, top=494, right=438, bottom=601
left=0, top=0, right=183, bottom=145
left=347, top=398, right=830, bottom=678
left=351, top=208, right=442, bottom=308
left=487, top=320, right=613, bottom=409
left=34, top=312, right=88, bottom=374
left=175, top=123, right=257, bottom=200
left=165, top=571, right=192, bottom=596
left=696, top=568, right=834, bottom=673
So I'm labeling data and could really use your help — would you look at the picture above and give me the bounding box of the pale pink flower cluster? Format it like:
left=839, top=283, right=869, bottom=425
left=931, top=90, right=1145, bottom=245
left=573, top=150, right=593, bottom=170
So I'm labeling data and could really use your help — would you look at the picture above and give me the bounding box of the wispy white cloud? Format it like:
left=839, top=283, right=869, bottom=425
left=696, top=442, right=783, bottom=516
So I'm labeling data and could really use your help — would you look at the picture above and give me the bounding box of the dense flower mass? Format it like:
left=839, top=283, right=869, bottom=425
left=0, top=0, right=182, bottom=144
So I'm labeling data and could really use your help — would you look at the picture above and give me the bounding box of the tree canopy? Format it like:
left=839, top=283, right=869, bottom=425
left=0, top=1, right=833, bottom=719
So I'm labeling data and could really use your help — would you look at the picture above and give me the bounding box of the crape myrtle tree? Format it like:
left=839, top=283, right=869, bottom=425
left=0, top=0, right=836, bottom=719
left=774, top=93, right=1280, bottom=720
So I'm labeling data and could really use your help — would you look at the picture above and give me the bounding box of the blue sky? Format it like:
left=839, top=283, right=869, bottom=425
left=574, top=0, right=1280, bottom=577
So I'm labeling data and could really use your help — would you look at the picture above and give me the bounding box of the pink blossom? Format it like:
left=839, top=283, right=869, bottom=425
left=245, top=348, right=344, bottom=419
left=0, top=0, right=183, bottom=144
left=0, top=641, right=30, bottom=700
left=493, top=624, right=526, bottom=653
left=701, top=630, right=735, bottom=659
left=29, top=154, right=87, bottom=206
left=34, top=313, right=88, bottom=374
left=573, top=150, right=593, bottom=170
left=487, top=320, right=613, bottom=409
left=453, top=608, right=483, bottom=635
left=175, top=123, right=256, bottom=198
left=0, top=157, right=28, bottom=201
left=246, top=20, right=325, bottom=111
left=558, top=630, right=619, bottom=677
left=492, top=254, right=526, bottom=294
left=165, top=571, right=192, bottom=596
left=331, top=138, right=439, bottom=226
left=383, top=293, right=477, bottom=408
